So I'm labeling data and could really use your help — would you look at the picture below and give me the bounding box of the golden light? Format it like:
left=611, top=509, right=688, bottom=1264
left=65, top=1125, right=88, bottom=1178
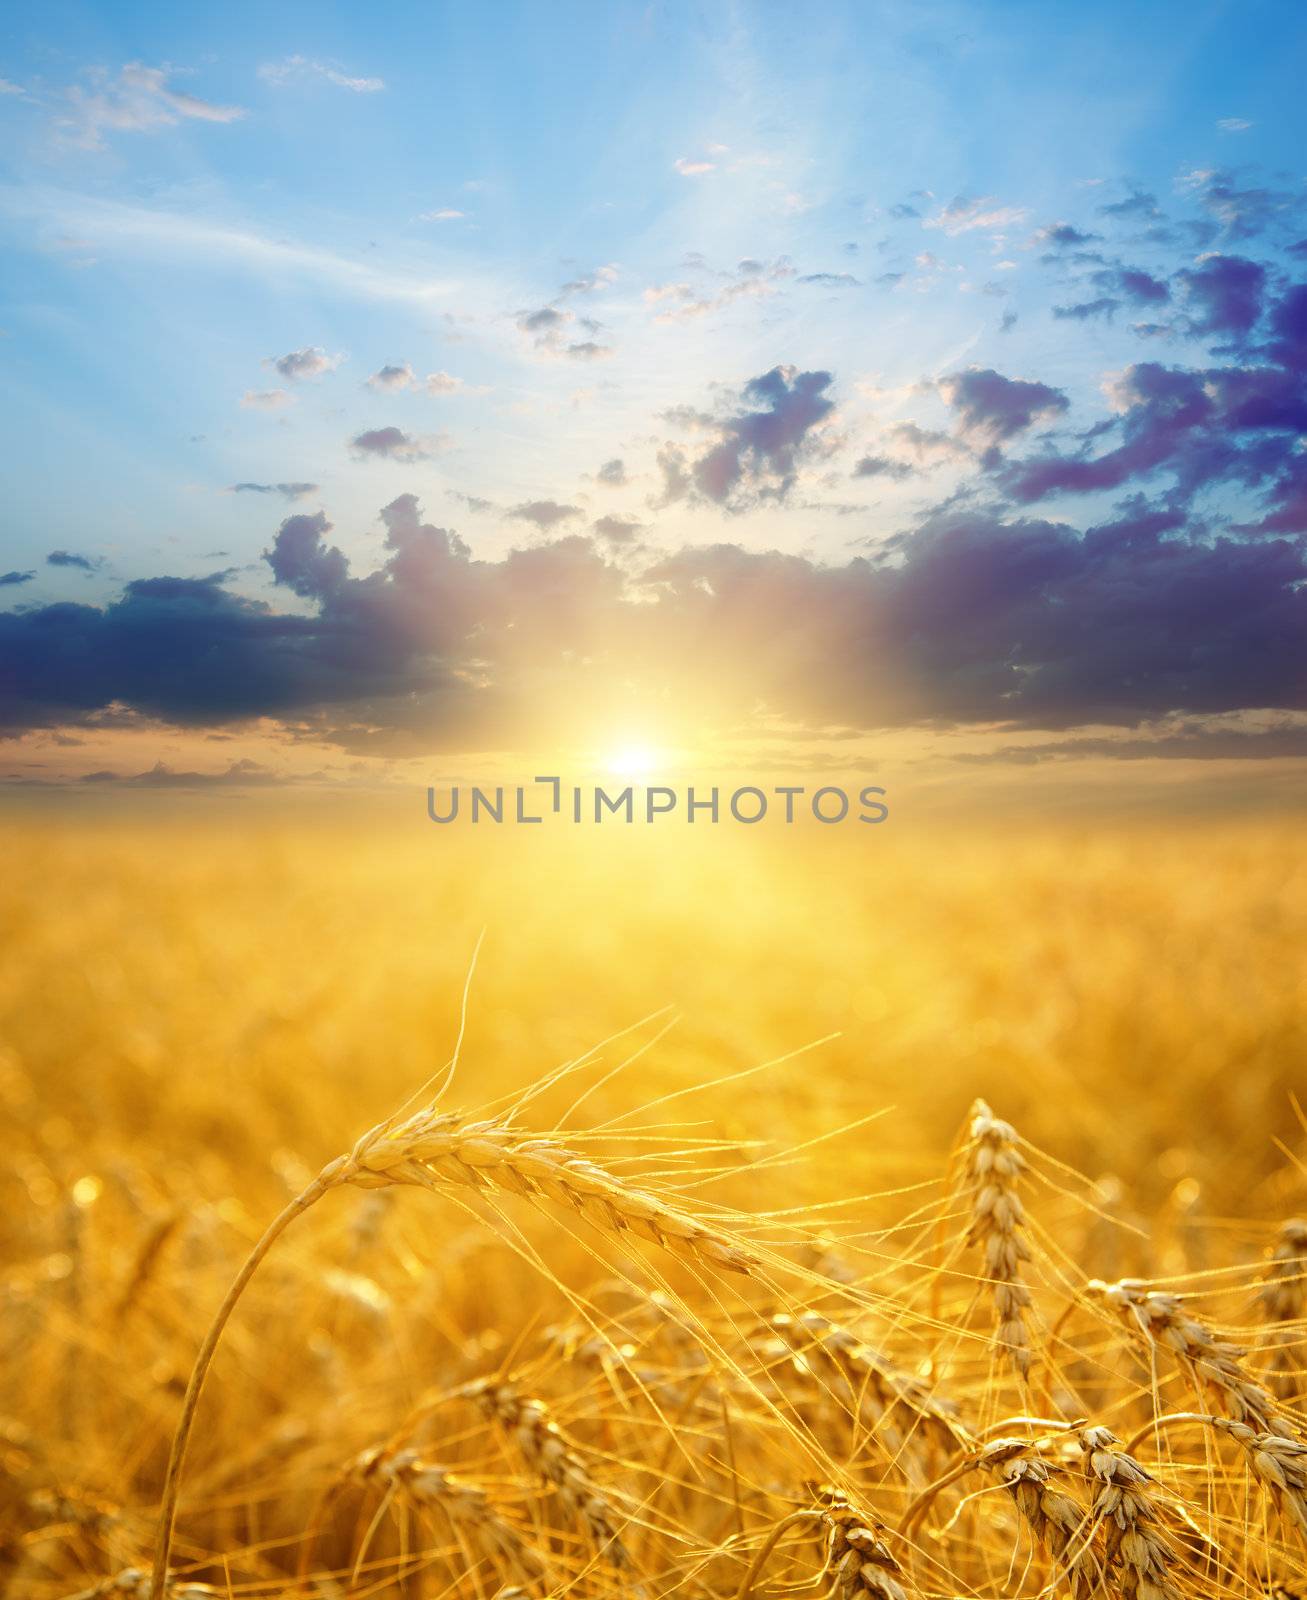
left=605, top=742, right=661, bottom=780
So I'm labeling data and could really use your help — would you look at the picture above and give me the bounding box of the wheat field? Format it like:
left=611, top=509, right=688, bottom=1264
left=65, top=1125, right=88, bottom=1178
left=2, top=810, right=1305, bottom=1600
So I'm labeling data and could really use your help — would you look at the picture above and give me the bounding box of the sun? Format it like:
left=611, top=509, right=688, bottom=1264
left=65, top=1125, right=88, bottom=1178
left=604, top=742, right=660, bottom=780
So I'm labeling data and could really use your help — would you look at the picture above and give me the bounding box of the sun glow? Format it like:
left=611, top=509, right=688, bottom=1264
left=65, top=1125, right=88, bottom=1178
left=604, top=742, right=661, bottom=780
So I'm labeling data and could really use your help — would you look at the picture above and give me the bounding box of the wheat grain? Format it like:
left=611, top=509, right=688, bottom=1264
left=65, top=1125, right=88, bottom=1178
left=1077, top=1425, right=1185, bottom=1600
left=964, top=1101, right=1034, bottom=1379
left=817, top=1487, right=918, bottom=1600
left=979, top=1440, right=1101, bottom=1598
left=767, top=1312, right=969, bottom=1464
left=341, top=1108, right=758, bottom=1276
left=473, top=1381, right=630, bottom=1567
left=1092, top=1278, right=1295, bottom=1435
left=348, top=1445, right=545, bottom=1582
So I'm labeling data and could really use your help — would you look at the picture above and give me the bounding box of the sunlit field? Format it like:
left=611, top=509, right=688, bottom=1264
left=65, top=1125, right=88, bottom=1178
left=2, top=811, right=1305, bottom=1599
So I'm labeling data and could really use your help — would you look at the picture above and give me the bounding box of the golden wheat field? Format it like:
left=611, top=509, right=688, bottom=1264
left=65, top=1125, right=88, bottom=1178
left=2, top=810, right=1306, bottom=1600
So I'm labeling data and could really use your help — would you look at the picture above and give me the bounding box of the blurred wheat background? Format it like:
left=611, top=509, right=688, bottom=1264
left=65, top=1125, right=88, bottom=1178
left=2, top=810, right=1305, bottom=1599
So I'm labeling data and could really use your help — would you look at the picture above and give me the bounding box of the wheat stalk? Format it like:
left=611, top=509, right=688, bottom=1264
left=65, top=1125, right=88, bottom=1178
left=964, top=1100, right=1034, bottom=1379
left=473, top=1380, right=630, bottom=1568
left=767, top=1311, right=969, bottom=1465
left=348, top=1444, right=546, bottom=1583
left=148, top=1097, right=757, bottom=1597
left=1260, top=1220, right=1307, bottom=1398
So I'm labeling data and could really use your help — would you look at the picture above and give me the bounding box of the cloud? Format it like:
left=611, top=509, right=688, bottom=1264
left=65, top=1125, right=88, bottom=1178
left=367, top=362, right=416, bottom=391
left=1093, top=266, right=1170, bottom=304
left=349, top=426, right=433, bottom=462
left=592, top=514, right=646, bottom=543
left=925, top=196, right=1028, bottom=235
left=420, top=208, right=465, bottom=222
left=657, top=366, right=837, bottom=509
left=1175, top=253, right=1266, bottom=337
left=596, top=458, right=628, bottom=487
left=674, top=157, right=716, bottom=176
left=5, top=492, right=1306, bottom=749
left=797, top=272, right=861, bottom=288
left=515, top=304, right=614, bottom=361
left=0, top=570, right=34, bottom=586
left=82, top=758, right=283, bottom=788
left=267, top=346, right=342, bottom=381
left=1037, top=222, right=1101, bottom=248
left=1097, top=189, right=1163, bottom=222
left=852, top=455, right=913, bottom=480
left=47, top=550, right=99, bottom=571
left=230, top=482, right=319, bottom=500
left=60, top=63, right=246, bottom=149
left=507, top=501, right=582, bottom=531
left=1053, top=297, right=1120, bottom=321
left=1216, top=118, right=1253, bottom=134
left=1180, top=168, right=1299, bottom=239
left=939, top=367, right=1070, bottom=450
left=645, top=258, right=794, bottom=324
left=241, top=388, right=293, bottom=410
left=997, top=322, right=1307, bottom=506
left=366, top=363, right=464, bottom=395
left=259, top=56, right=384, bottom=93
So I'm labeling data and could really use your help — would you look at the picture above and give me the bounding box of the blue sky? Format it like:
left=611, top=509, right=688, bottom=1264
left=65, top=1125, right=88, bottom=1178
left=2, top=1, right=1306, bottom=786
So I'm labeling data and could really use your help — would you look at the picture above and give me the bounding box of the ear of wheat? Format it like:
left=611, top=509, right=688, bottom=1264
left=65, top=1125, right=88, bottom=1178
left=148, top=1095, right=759, bottom=1596
left=1077, top=1425, right=1185, bottom=1600
left=348, top=1445, right=546, bottom=1583
left=964, top=1101, right=1034, bottom=1379
left=818, top=1487, right=918, bottom=1600
left=1260, top=1220, right=1307, bottom=1397
left=1093, top=1278, right=1294, bottom=1434
left=474, top=1381, right=630, bottom=1568
left=345, top=1109, right=758, bottom=1275
left=979, top=1440, right=1101, bottom=1598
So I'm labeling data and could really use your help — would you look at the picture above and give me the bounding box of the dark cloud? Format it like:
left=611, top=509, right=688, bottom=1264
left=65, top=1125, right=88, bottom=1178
left=657, top=366, right=836, bottom=509
left=230, top=482, right=319, bottom=500
left=0, top=571, right=34, bottom=586
left=1175, top=253, right=1266, bottom=337
left=5, top=494, right=1304, bottom=746
left=939, top=368, right=1069, bottom=450
left=1182, top=168, right=1299, bottom=239
left=596, top=458, right=628, bottom=486
left=797, top=272, right=861, bottom=287
left=47, top=550, right=99, bottom=571
left=1092, top=266, right=1170, bottom=304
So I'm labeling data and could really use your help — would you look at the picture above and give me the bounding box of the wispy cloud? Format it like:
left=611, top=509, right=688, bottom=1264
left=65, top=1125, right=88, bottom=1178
left=924, top=195, right=1028, bottom=235
left=59, top=63, right=246, bottom=150
left=0, top=190, right=464, bottom=307
left=259, top=56, right=385, bottom=93
left=241, top=388, right=293, bottom=410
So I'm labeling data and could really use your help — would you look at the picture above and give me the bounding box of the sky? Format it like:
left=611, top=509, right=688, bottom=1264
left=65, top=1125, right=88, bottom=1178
left=2, top=0, right=1306, bottom=796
